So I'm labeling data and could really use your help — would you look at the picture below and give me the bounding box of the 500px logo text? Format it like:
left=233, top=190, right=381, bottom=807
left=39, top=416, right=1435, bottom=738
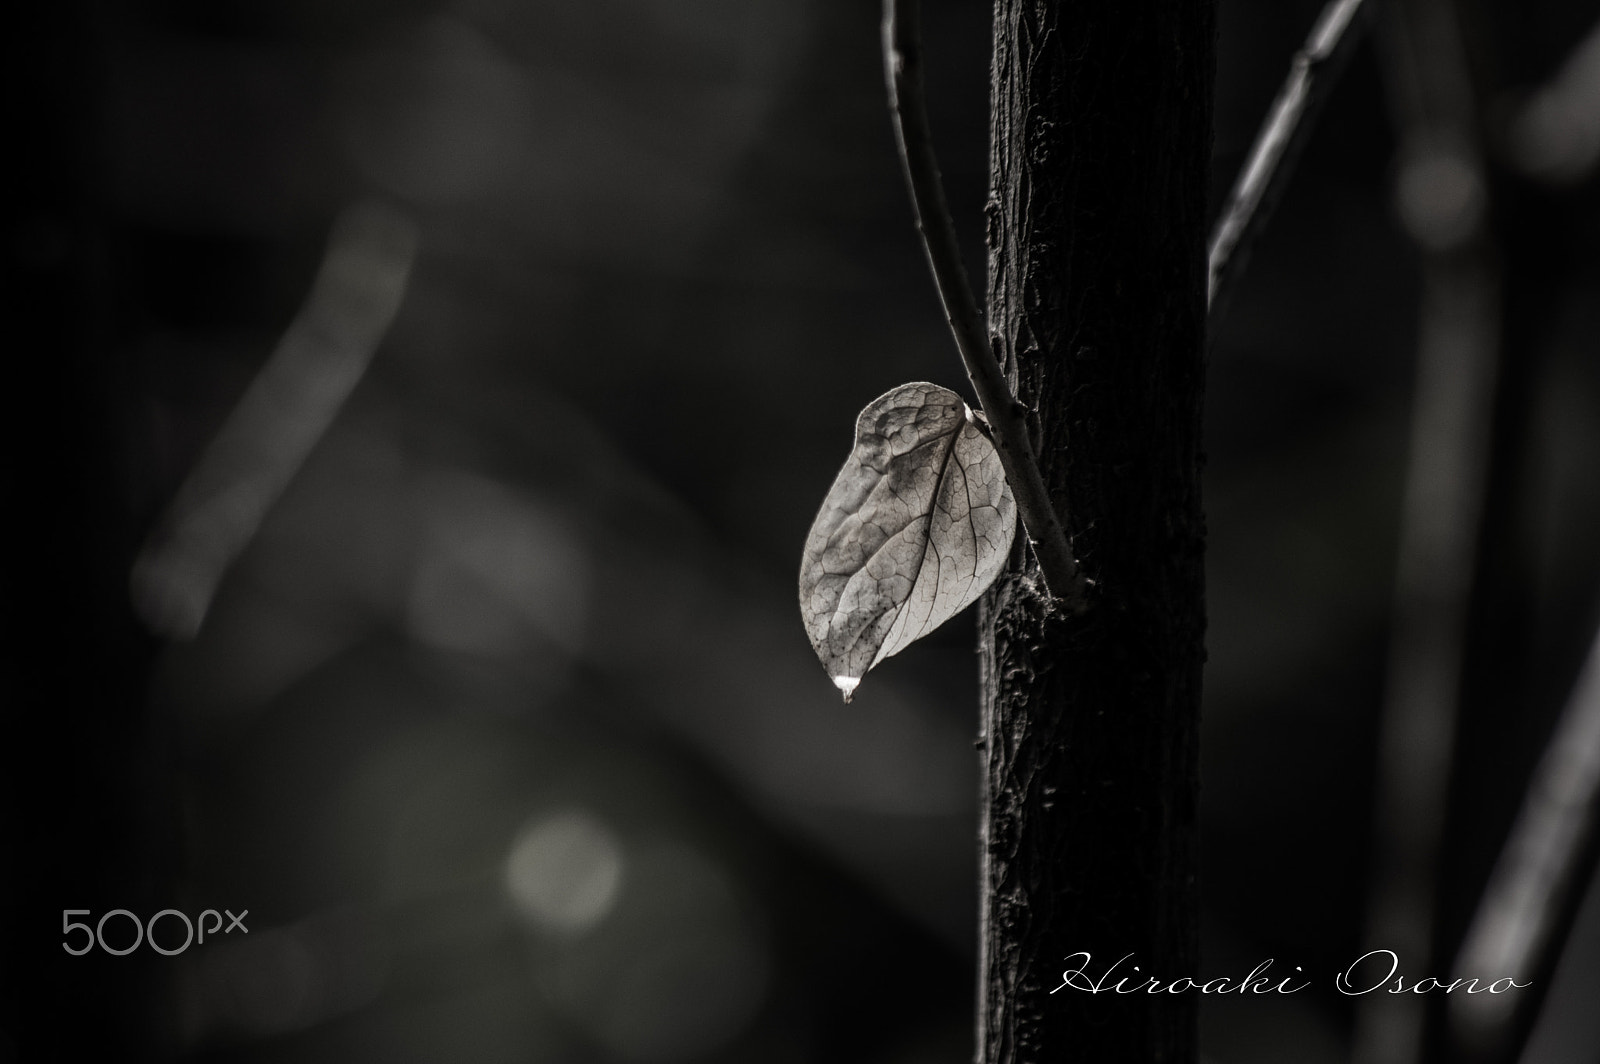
left=62, top=908, right=249, bottom=956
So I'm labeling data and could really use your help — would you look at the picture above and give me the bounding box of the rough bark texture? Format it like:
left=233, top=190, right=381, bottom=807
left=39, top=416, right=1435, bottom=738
left=977, top=3, right=1213, bottom=1062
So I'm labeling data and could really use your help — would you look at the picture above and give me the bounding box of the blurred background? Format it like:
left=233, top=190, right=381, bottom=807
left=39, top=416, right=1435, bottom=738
left=5, top=0, right=1600, bottom=1061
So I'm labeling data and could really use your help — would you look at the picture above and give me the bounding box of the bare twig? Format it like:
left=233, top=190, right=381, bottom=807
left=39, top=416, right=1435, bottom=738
left=130, top=201, right=418, bottom=638
left=881, top=0, right=1087, bottom=611
left=1207, top=0, right=1371, bottom=331
left=1447, top=620, right=1600, bottom=1062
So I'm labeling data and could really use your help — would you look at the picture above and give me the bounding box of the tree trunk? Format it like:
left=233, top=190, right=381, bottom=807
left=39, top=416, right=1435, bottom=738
left=977, top=3, right=1214, bottom=1062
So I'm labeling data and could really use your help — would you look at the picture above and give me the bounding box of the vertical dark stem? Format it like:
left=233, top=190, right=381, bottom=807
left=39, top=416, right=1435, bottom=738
left=1355, top=0, right=1502, bottom=1061
left=978, top=3, right=1213, bottom=1062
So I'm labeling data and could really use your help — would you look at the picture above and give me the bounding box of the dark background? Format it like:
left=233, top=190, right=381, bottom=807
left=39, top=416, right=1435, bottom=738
left=5, top=1, right=1599, bottom=1061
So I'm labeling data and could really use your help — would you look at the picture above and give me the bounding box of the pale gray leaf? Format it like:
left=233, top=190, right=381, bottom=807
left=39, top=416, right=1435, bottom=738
left=799, top=381, right=1017, bottom=701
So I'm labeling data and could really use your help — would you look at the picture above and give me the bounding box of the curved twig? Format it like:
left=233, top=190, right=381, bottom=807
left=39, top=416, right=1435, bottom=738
left=1207, top=0, right=1371, bottom=333
left=881, top=0, right=1087, bottom=611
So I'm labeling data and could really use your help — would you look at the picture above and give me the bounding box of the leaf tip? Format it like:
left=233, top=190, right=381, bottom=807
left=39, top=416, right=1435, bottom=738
left=833, top=675, right=861, bottom=703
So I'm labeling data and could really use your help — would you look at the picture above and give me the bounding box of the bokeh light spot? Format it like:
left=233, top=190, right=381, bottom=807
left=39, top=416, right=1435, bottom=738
left=505, top=810, right=624, bottom=937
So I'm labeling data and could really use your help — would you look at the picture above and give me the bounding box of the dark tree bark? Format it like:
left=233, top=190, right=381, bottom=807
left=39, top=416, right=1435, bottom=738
left=977, top=4, right=1214, bottom=1063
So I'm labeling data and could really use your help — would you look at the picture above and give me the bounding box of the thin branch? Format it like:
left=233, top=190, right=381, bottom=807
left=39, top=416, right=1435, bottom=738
left=1447, top=619, right=1600, bottom=1063
left=1207, top=0, right=1371, bottom=332
left=130, top=200, right=418, bottom=638
left=881, top=0, right=1087, bottom=612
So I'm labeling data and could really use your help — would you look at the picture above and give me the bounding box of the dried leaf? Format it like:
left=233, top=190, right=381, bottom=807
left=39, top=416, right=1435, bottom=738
left=799, top=382, right=1017, bottom=701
